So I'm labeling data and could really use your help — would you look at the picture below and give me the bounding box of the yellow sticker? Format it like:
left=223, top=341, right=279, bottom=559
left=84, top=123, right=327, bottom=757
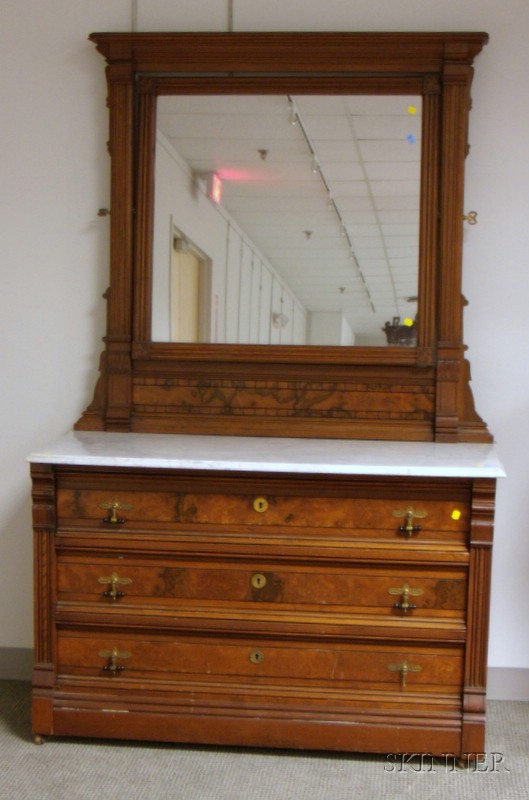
left=403, top=317, right=414, bottom=327
left=451, top=509, right=462, bottom=521
left=408, top=105, right=417, bottom=115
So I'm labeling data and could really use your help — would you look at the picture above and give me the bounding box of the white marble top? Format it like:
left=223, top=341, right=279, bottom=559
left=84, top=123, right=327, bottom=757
left=27, top=431, right=505, bottom=479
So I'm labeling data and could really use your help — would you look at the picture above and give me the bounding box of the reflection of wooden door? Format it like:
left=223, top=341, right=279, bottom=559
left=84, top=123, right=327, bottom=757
left=171, top=247, right=200, bottom=342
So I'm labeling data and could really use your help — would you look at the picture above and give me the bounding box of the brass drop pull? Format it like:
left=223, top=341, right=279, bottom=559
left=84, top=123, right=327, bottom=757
left=249, top=649, right=265, bottom=664
left=388, top=660, right=422, bottom=689
left=99, top=647, right=131, bottom=676
left=251, top=573, right=267, bottom=589
left=253, top=497, right=269, bottom=513
left=463, top=210, right=478, bottom=225
left=392, top=506, right=428, bottom=537
left=99, top=499, right=132, bottom=525
left=388, top=583, right=423, bottom=613
left=98, top=572, right=132, bottom=601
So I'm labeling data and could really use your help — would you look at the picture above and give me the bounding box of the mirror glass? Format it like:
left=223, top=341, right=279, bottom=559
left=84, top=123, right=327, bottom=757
left=152, top=94, right=421, bottom=347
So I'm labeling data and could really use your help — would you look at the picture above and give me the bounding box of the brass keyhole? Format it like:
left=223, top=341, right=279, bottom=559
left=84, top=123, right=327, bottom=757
left=251, top=573, right=267, bottom=589
left=253, top=497, right=269, bottom=513
left=249, top=649, right=264, bottom=664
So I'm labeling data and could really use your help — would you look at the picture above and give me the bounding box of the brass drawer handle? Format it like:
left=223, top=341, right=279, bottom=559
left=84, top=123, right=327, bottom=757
left=388, top=660, right=422, bottom=689
left=463, top=210, right=478, bottom=225
left=388, top=583, right=423, bottom=613
left=99, top=499, right=132, bottom=525
left=251, top=573, right=267, bottom=589
left=98, top=572, right=132, bottom=601
left=392, top=506, right=427, bottom=537
left=253, top=497, right=269, bottom=513
left=249, top=649, right=265, bottom=664
left=99, top=647, right=131, bottom=676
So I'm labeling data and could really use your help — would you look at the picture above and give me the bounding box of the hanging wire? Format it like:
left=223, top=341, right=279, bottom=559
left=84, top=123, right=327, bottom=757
left=131, top=0, right=138, bottom=32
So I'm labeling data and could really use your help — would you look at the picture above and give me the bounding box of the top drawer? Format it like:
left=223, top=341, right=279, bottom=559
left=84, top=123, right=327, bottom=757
left=55, top=469, right=471, bottom=545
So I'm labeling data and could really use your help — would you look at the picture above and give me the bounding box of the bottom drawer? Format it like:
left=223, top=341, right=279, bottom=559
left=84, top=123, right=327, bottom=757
left=57, top=631, right=463, bottom=697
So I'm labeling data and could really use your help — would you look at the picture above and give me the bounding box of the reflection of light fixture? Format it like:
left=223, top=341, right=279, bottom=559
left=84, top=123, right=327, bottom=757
left=206, top=172, right=222, bottom=204
left=194, top=170, right=223, bottom=205
left=272, top=312, right=289, bottom=329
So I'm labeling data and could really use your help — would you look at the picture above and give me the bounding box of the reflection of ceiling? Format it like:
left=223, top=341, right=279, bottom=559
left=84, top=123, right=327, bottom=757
left=157, top=95, right=421, bottom=343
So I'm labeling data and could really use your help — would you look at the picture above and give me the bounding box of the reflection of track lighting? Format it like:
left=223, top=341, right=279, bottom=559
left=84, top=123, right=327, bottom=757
left=286, top=95, right=375, bottom=314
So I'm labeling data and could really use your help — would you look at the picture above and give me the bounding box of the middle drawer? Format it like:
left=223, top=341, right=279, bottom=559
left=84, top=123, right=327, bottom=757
left=57, top=554, right=467, bottom=623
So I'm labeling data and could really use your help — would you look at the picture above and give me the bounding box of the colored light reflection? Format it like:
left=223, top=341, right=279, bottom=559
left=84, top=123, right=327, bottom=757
left=207, top=173, right=223, bottom=204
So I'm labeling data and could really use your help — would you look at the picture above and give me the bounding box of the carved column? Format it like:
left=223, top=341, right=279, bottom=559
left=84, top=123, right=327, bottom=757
left=461, top=477, right=496, bottom=756
left=435, top=50, right=476, bottom=441
left=31, top=463, right=56, bottom=737
left=103, top=60, right=135, bottom=429
left=417, top=75, right=440, bottom=352
left=133, top=79, right=158, bottom=350
left=76, top=56, right=135, bottom=431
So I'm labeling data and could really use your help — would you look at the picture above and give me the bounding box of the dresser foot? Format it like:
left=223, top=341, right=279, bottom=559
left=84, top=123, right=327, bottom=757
left=34, top=734, right=45, bottom=745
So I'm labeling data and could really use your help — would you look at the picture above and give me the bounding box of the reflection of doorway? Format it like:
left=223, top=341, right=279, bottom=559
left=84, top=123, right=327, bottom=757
left=170, top=228, right=210, bottom=342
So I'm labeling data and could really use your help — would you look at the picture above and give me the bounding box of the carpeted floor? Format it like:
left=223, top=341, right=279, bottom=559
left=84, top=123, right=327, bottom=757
left=1, top=680, right=527, bottom=800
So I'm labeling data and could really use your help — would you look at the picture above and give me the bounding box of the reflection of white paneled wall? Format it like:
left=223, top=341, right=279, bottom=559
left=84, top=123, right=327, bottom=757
left=154, top=132, right=307, bottom=345
left=258, top=268, right=273, bottom=343
left=224, top=230, right=307, bottom=345
left=309, top=311, right=355, bottom=346
left=224, top=227, right=241, bottom=343
left=249, top=261, right=262, bottom=344
left=237, top=241, right=253, bottom=343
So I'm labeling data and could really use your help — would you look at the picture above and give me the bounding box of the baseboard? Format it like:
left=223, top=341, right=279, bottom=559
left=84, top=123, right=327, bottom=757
left=0, top=650, right=528, bottom=700
left=0, top=648, right=33, bottom=680
left=487, top=667, right=529, bottom=701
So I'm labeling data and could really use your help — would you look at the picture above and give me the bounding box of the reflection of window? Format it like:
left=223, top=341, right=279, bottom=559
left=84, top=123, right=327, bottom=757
left=170, top=231, right=210, bottom=343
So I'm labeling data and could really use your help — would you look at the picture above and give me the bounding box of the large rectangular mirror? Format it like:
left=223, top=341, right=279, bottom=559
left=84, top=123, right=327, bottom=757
left=152, top=94, right=421, bottom=347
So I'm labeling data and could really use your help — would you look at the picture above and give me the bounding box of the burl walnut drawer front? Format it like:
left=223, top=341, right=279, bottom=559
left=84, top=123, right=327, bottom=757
left=57, top=632, right=464, bottom=696
left=57, top=556, right=467, bottom=623
left=56, top=475, right=470, bottom=546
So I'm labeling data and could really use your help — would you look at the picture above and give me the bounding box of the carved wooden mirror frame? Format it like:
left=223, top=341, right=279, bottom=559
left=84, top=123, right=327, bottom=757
left=77, top=31, right=490, bottom=442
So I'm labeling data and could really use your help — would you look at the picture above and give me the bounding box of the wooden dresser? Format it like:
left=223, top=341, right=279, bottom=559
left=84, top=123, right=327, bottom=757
left=29, top=432, right=503, bottom=757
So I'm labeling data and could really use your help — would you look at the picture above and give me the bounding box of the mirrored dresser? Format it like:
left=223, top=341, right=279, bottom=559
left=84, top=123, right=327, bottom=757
left=29, top=31, right=504, bottom=759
